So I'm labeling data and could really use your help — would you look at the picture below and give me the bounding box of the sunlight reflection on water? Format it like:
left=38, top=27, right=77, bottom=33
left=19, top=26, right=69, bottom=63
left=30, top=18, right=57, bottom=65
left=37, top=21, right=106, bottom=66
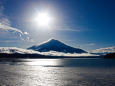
left=0, top=64, right=115, bottom=86
left=1, top=58, right=115, bottom=67
left=28, top=59, right=58, bottom=66
left=0, top=58, right=115, bottom=85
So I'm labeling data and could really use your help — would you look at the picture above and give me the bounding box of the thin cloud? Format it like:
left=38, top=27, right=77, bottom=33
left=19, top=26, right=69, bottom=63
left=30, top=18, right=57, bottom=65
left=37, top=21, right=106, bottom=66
left=0, top=6, right=22, bottom=34
left=56, top=28, right=79, bottom=31
left=92, top=46, right=115, bottom=53
left=66, top=28, right=79, bottom=31
left=82, top=43, right=96, bottom=46
left=66, top=39, right=77, bottom=42
left=54, top=25, right=80, bottom=32
left=27, top=37, right=34, bottom=42
left=0, top=22, right=22, bottom=34
left=86, top=43, right=96, bottom=46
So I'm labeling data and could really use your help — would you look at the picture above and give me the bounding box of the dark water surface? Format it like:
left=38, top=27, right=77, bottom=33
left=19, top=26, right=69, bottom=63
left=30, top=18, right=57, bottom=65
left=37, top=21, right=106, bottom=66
left=0, top=58, right=115, bottom=67
left=0, top=58, right=115, bottom=86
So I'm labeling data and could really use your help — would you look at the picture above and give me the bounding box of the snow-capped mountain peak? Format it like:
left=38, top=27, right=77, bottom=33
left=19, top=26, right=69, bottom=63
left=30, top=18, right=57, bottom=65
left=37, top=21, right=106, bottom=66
left=28, top=39, right=87, bottom=53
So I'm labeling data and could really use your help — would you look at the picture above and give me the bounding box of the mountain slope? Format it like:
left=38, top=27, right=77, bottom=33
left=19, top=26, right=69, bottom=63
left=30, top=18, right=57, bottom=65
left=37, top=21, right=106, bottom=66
left=28, top=39, right=87, bottom=53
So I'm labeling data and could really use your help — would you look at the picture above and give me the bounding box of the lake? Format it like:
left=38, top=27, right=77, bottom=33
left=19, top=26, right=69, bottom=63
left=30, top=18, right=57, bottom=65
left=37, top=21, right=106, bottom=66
left=0, top=58, right=115, bottom=86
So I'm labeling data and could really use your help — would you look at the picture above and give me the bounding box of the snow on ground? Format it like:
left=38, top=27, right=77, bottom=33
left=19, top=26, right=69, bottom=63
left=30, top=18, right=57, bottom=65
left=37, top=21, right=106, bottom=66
left=0, top=47, right=99, bottom=57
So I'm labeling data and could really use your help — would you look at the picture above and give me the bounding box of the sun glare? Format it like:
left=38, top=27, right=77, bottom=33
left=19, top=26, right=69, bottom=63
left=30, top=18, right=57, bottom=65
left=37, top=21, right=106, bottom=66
left=36, top=13, right=51, bottom=26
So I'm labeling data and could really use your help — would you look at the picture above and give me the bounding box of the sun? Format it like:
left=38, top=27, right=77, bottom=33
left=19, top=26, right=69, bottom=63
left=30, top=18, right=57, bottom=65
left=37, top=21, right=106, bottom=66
left=35, top=13, right=51, bottom=26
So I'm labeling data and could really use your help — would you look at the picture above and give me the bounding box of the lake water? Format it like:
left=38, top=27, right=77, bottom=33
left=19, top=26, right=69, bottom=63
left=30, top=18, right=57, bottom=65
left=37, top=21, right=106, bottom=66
left=0, top=58, right=115, bottom=86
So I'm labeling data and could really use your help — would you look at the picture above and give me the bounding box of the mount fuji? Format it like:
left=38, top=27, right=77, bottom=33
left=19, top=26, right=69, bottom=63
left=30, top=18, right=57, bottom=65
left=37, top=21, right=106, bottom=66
left=28, top=39, right=87, bottom=53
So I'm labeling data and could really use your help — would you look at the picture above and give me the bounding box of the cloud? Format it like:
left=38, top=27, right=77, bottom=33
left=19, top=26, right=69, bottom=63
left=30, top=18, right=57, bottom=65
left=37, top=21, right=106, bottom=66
left=86, top=43, right=96, bottom=46
left=24, top=31, right=29, bottom=35
left=40, top=51, right=99, bottom=56
left=82, top=43, right=96, bottom=46
left=54, top=25, right=80, bottom=32
left=0, top=47, right=99, bottom=56
left=27, top=37, right=34, bottom=42
left=0, top=5, right=32, bottom=42
left=0, top=22, right=22, bottom=34
left=0, top=47, right=41, bottom=54
left=0, top=6, right=22, bottom=34
left=66, top=39, right=77, bottom=42
left=92, top=46, right=115, bottom=54
left=57, top=28, right=79, bottom=31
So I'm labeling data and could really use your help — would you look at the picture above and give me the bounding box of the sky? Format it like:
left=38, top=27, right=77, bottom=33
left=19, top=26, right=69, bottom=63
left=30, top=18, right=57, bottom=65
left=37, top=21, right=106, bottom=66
left=0, top=0, right=115, bottom=52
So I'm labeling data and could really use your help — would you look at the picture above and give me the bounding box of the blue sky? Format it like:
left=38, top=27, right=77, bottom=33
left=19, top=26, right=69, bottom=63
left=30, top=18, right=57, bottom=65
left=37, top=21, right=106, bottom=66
left=0, top=0, right=115, bottom=51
